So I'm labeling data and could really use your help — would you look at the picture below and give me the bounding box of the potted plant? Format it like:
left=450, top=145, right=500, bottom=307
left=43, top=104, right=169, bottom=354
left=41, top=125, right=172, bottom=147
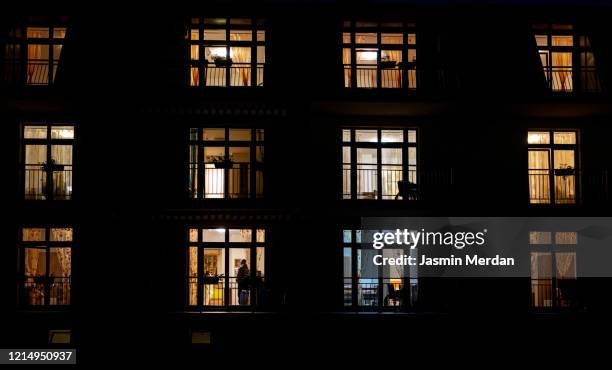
left=554, top=165, right=575, bottom=177
left=41, top=159, right=64, bottom=172
left=379, top=56, right=397, bottom=69
left=208, top=155, right=234, bottom=169
left=213, top=55, right=233, bottom=67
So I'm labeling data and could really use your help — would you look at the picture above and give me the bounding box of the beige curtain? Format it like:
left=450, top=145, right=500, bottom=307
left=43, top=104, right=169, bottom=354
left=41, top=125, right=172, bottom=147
left=343, top=48, right=352, bottom=87
left=528, top=150, right=550, bottom=204
left=556, top=253, right=577, bottom=279
left=552, top=52, right=573, bottom=91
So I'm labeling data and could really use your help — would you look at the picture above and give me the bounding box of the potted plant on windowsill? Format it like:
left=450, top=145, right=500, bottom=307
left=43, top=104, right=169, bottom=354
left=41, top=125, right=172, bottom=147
left=379, top=56, right=397, bottom=69
left=208, top=155, right=234, bottom=169
left=41, top=159, right=64, bottom=172
left=554, top=165, right=575, bottom=177
left=213, top=56, right=233, bottom=67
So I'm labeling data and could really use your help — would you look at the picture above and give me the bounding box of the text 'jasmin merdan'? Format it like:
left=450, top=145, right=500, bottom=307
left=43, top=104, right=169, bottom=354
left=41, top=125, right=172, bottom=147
left=372, top=229, right=487, bottom=250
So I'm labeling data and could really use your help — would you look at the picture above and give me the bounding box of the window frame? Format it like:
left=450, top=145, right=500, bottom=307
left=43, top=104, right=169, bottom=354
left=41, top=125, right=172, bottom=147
left=18, top=226, right=73, bottom=307
left=21, top=123, right=75, bottom=201
left=342, top=127, right=418, bottom=200
left=342, top=21, right=418, bottom=89
left=188, top=127, right=264, bottom=200
left=527, top=129, right=580, bottom=205
left=187, top=17, right=266, bottom=87
left=186, top=227, right=266, bottom=310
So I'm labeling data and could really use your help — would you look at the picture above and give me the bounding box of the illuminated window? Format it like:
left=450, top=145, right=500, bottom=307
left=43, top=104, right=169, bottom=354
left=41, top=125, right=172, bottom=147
left=343, top=229, right=418, bottom=309
left=19, top=227, right=72, bottom=306
left=527, top=130, right=578, bottom=204
left=22, top=124, right=74, bottom=200
left=342, top=128, right=417, bottom=200
left=533, top=24, right=602, bottom=93
left=187, top=228, right=265, bottom=308
left=529, top=231, right=577, bottom=308
left=189, top=128, right=263, bottom=199
left=342, top=21, right=417, bottom=89
left=188, top=18, right=265, bottom=87
left=2, top=19, right=67, bottom=85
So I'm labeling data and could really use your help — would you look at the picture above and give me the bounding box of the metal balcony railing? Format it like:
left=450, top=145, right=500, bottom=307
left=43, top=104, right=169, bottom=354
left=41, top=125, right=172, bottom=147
left=191, top=63, right=264, bottom=87
left=344, top=278, right=419, bottom=309
left=189, top=276, right=266, bottom=307
left=544, top=66, right=603, bottom=93
left=531, top=278, right=580, bottom=309
left=24, top=166, right=73, bottom=200
left=344, top=65, right=417, bottom=89
left=2, top=60, right=57, bottom=85
left=342, top=167, right=453, bottom=200
left=22, top=277, right=71, bottom=306
left=528, top=169, right=608, bottom=204
left=189, top=164, right=263, bottom=199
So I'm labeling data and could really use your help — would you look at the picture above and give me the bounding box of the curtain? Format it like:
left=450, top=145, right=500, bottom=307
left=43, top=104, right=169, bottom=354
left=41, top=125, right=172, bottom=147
left=554, top=149, right=575, bottom=203
left=528, top=150, right=550, bottom=204
left=381, top=50, right=402, bottom=88
left=552, top=52, right=573, bottom=91
left=556, top=253, right=577, bottom=279
left=343, top=48, right=352, bottom=87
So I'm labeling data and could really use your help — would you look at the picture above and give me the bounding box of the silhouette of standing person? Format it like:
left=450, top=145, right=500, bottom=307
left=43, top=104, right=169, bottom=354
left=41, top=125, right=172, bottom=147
left=237, top=259, right=250, bottom=305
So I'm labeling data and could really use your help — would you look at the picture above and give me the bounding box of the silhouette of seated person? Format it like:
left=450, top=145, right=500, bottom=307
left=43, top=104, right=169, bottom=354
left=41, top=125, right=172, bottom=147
left=384, top=283, right=410, bottom=307
left=396, top=180, right=419, bottom=200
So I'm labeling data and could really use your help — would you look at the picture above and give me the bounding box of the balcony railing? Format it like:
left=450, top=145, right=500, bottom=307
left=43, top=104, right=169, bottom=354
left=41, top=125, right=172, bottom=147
left=22, top=277, right=71, bottom=306
left=531, top=278, right=580, bottom=309
left=528, top=169, right=608, bottom=204
left=344, top=65, right=417, bottom=89
left=345, top=278, right=419, bottom=310
left=544, top=66, right=603, bottom=93
left=191, top=63, right=264, bottom=87
left=24, top=166, right=73, bottom=200
left=2, top=60, right=57, bottom=85
left=189, top=164, right=263, bottom=199
left=190, top=276, right=266, bottom=308
left=343, top=167, right=453, bottom=200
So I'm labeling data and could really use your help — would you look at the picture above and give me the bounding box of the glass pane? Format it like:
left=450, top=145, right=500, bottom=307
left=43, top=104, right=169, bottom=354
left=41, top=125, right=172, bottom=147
left=356, top=33, right=377, bottom=44
left=203, top=29, right=226, bottom=41
left=230, top=19, right=252, bottom=25
left=343, top=230, right=352, bottom=243
left=382, top=148, right=402, bottom=165
left=256, top=31, right=265, bottom=41
left=556, top=252, right=576, bottom=279
left=256, top=229, right=265, bottom=242
left=381, top=33, right=402, bottom=44
left=355, top=130, right=377, bottom=142
left=344, top=247, right=352, bottom=277
left=529, top=231, right=552, bottom=245
left=229, top=147, right=249, bottom=163
left=27, top=27, right=50, bottom=38
left=554, top=150, right=574, bottom=169
left=203, top=248, right=225, bottom=306
left=50, top=228, right=72, bottom=241
left=25, top=145, right=46, bottom=164
left=256, top=129, right=264, bottom=141
left=24, top=126, right=47, bottom=139
left=53, top=28, right=67, bottom=39
left=230, top=47, right=251, bottom=63
left=51, top=145, right=72, bottom=165
left=229, top=129, right=251, bottom=141
left=528, top=131, right=550, bottom=144
left=555, top=232, right=577, bottom=245
left=203, top=128, right=225, bottom=141
left=552, top=35, right=573, bottom=47
left=49, top=248, right=71, bottom=277
left=553, top=132, right=576, bottom=145
left=51, top=126, right=74, bottom=139
left=256, top=247, right=265, bottom=278
left=342, top=146, right=351, bottom=163
left=204, top=18, right=226, bottom=25
left=535, top=35, right=548, bottom=46
left=202, top=229, right=225, bottom=242
left=407, top=130, right=417, bottom=143
left=23, top=228, right=46, bottom=241
left=528, top=150, right=550, bottom=170
left=407, top=33, right=416, bottom=45
left=25, top=248, right=46, bottom=276
left=229, top=229, right=252, bottom=243
left=342, top=32, right=351, bottom=43
left=531, top=252, right=552, bottom=279
left=381, top=130, right=403, bottom=143
left=343, top=129, right=351, bottom=142
left=189, top=247, right=198, bottom=276
left=230, top=30, right=252, bottom=41
left=356, top=49, right=378, bottom=64
left=229, top=248, right=251, bottom=306
left=357, top=148, right=377, bottom=164
left=189, top=229, right=198, bottom=242
left=190, top=29, right=199, bottom=41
